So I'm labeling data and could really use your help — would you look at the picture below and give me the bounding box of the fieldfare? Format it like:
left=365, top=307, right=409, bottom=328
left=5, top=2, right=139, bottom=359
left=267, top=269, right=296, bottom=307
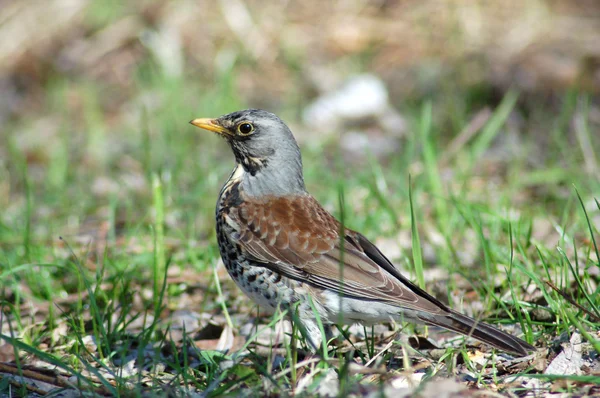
left=190, top=109, right=535, bottom=356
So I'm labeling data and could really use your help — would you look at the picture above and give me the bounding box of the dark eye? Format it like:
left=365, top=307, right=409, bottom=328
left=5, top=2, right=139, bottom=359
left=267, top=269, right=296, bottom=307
left=238, top=122, right=254, bottom=135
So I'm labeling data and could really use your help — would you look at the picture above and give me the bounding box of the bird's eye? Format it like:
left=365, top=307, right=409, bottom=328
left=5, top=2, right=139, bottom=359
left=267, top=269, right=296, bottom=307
left=237, top=122, right=254, bottom=135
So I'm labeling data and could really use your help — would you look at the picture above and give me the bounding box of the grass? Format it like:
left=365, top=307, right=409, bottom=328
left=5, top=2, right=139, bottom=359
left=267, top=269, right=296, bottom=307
left=1, top=60, right=600, bottom=396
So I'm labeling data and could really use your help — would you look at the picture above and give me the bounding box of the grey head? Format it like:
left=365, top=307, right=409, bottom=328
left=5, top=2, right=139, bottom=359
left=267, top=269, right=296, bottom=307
left=190, top=109, right=306, bottom=197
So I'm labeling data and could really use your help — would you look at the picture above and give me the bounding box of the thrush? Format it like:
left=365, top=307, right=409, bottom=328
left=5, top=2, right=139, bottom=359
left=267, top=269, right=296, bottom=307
left=190, top=109, right=535, bottom=356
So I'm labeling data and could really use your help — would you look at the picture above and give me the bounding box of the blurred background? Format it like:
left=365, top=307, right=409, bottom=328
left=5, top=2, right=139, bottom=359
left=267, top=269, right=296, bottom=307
left=1, top=0, right=599, bottom=266
left=2, top=0, right=599, bottom=278
left=2, top=0, right=599, bottom=172
left=3, top=0, right=600, bottom=140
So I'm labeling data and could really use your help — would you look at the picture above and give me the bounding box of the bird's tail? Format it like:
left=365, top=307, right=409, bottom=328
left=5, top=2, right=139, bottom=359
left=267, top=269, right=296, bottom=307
left=418, top=309, right=535, bottom=356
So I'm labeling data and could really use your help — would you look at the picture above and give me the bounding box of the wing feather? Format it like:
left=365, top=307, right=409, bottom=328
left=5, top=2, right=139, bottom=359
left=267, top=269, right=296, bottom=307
left=227, top=194, right=445, bottom=314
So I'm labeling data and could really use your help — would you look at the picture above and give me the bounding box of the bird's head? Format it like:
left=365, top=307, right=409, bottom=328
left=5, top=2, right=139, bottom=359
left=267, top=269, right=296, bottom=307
left=190, top=109, right=306, bottom=196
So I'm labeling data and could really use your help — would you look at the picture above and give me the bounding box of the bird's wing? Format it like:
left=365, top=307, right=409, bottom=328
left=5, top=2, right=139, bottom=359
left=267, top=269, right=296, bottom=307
left=225, top=194, right=446, bottom=314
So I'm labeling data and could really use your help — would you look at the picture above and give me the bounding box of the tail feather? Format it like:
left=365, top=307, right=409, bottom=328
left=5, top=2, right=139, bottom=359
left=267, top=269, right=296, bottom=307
left=419, top=310, right=535, bottom=356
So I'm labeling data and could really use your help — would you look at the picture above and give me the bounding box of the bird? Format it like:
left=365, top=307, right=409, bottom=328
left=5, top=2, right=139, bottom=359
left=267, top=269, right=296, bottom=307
left=190, top=109, right=535, bottom=356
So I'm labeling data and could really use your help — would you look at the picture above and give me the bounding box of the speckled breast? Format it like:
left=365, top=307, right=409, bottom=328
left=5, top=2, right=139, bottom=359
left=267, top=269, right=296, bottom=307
left=215, top=176, right=298, bottom=311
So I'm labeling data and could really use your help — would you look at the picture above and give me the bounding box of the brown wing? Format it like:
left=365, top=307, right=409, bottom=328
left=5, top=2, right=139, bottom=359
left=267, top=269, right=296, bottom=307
left=224, top=194, right=447, bottom=315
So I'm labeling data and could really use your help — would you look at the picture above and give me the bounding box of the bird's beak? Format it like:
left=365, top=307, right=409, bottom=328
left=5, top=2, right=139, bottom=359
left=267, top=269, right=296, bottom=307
left=189, top=118, right=231, bottom=136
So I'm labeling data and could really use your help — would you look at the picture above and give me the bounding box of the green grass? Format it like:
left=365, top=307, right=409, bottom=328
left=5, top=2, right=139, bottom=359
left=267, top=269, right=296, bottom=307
left=1, top=59, right=600, bottom=396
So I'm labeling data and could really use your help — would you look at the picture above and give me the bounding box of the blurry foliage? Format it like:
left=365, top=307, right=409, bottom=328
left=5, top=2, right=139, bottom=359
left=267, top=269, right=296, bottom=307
left=1, top=0, right=599, bottom=121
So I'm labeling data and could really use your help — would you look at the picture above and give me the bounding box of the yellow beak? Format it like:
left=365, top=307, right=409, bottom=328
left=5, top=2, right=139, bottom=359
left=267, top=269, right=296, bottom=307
left=189, top=118, right=231, bottom=136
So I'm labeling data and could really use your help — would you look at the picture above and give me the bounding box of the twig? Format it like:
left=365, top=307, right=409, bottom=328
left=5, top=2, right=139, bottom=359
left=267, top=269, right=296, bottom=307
left=0, top=374, right=49, bottom=396
left=0, top=362, right=113, bottom=396
left=545, top=280, right=600, bottom=323
left=364, top=339, right=394, bottom=367
left=439, top=108, right=492, bottom=166
left=273, top=357, right=321, bottom=379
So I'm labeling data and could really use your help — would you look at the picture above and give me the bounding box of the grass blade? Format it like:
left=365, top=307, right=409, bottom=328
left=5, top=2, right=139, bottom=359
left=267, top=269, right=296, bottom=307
left=409, top=175, right=425, bottom=289
left=471, top=90, right=519, bottom=160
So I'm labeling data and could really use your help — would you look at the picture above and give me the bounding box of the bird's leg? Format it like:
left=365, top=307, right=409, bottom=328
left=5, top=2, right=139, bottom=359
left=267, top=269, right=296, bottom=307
left=289, top=314, right=337, bottom=381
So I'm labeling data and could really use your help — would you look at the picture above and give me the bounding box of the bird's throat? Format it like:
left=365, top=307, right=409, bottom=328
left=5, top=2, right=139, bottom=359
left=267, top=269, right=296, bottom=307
left=227, top=162, right=306, bottom=198
left=235, top=154, right=267, bottom=176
